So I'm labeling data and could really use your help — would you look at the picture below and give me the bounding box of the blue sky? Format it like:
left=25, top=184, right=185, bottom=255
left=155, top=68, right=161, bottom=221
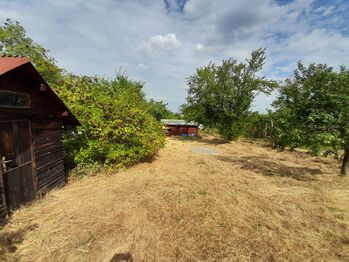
left=0, top=0, right=348, bottom=112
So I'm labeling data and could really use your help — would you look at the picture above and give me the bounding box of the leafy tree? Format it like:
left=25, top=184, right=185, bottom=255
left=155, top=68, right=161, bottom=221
left=272, top=62, right=349, bottom=175
left=0, top=19, right=63, bottom=86
left=146, top=99, right=181, bottom=121
left=182, top=49, right=275, bottom=140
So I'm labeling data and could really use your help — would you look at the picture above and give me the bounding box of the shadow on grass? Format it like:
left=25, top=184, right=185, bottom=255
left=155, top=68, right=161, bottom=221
left=0, top=223, right=38, bottom=260
left=172, top=136, right=229, bottom=145
left=217, top=155, right=323, bottom=181
left=197, top=137, right=229, bottom=145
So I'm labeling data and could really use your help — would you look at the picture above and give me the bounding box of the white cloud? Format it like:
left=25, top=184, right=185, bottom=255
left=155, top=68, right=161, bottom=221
left=136, top=33, right=181, bottom=56
left=314, top=5, right=336, bottom=16
left=286, top=29, right=349, bottom=65
left=136, top=62, right=149, bottom=70
left=194, top=44, right=208, bottom=53
left=0, top=0, right=348, bottom=112
left=323, top=5, right=336, bottom=16
left=184, top=0, right=213, bottom=18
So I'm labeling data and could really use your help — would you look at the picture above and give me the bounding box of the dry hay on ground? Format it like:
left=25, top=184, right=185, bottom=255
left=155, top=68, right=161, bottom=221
left=1, top=136, right=349, bottom=261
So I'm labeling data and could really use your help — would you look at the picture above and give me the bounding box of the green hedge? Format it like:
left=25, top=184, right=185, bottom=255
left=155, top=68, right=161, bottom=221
left=56, top=74, right=165, bottom=171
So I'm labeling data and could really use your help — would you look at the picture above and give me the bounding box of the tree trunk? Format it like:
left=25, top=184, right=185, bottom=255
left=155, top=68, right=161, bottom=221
left=341, top=148, right=349, bottom=176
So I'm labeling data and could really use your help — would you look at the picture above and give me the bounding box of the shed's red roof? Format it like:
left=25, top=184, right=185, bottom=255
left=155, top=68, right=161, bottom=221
left=0, top=56, right=30, bottom=75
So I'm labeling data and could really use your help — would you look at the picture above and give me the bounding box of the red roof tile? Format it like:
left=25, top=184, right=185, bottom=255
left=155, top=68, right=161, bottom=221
left=0, top=56, right=30, bottom=75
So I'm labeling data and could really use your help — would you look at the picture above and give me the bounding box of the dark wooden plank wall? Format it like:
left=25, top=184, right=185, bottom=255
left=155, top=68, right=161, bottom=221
left=32, top=119, right=65, bottom=192
left=4, top=164, right=34, bottom=210
left=0, top=69, right=67, bottom=218
left=0, top=203, right=6, bottom=220
left=166, top=125, right=198, bottom=136
left=0, top=68, right=67, bottom=191
left=0, top=70, right=31, bottom=219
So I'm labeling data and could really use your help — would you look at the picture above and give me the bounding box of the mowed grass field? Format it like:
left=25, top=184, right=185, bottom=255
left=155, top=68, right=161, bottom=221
left=1, top=136, right=349, bottom=261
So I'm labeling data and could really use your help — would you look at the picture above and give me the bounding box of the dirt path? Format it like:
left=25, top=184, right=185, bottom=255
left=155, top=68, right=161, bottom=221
left=1, top=136, right=349, bottom=261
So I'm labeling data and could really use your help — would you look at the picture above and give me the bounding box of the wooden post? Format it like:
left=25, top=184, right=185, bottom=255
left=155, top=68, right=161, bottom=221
left=264, top=122, right=268, bottom=140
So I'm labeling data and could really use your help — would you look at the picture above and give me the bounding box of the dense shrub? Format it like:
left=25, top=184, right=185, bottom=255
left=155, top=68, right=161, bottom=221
left=56, top=74, right=165, bottom=169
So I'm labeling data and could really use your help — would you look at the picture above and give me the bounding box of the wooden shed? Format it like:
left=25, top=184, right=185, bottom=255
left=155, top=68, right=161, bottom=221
left=0, top=56, right=79, bottom=219
left=161, top=119, right=199, bottom=136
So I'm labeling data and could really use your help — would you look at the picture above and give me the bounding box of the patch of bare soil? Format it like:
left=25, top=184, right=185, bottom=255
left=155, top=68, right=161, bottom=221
left=1, top=135, right=349, bottom=261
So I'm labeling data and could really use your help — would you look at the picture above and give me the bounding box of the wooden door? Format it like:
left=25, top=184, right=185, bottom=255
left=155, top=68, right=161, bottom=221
left=0, top=120, right=35, bottom=212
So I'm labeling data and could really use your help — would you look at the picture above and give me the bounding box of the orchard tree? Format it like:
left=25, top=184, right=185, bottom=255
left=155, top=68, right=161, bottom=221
left=182, top=49, right=275, bottom=140
left=272, top=62, right=349, bottom=175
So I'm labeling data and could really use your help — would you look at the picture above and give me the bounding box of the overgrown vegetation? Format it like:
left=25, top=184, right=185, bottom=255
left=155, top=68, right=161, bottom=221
left=272, top=62, right=349, bottom=175
left=182, top=48, right=275, bottom=140
left=182, top=50, right=349, bottom=175
left=59, top=75, right=165, bottom=169
left=0, top=19, right=167, bottom=172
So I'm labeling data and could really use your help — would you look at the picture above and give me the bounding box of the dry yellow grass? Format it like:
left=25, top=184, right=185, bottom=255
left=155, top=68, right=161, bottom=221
left=1, top=136, right=349, bottom=261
